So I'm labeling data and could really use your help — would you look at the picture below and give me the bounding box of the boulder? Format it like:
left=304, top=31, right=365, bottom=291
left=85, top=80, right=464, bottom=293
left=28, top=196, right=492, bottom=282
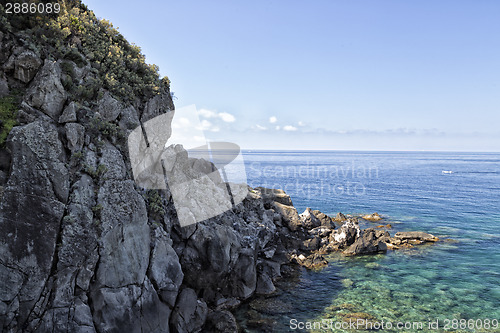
left=25, top=60, right=67, bottom=120
left=256, top=187, right=293, bottom=207
left=65, top=123, right=85, bottom=152
left=204, top=310, right=238, bottom=333
left=13, top=50, right=42, bottom=83
left=312, top=209, right=335, bottom=228
left=272, top=201, right=301, bottom=231
left=59, top=102, right=78, bottom=123
left=96, top=91, right=121, bottom=122
left=329, top=219, right=360, bottom=248
left=170, top=288, right=208, bottom=333
left=299, top=207, right=321, bottom=229
left=344, top=228, right=388, bottom=255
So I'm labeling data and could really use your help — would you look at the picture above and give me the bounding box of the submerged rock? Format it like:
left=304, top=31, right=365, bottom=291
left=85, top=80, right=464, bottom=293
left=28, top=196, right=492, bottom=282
left=362, top=212, right=383, bottom=221
left=394, top=231, right=439, bottom=242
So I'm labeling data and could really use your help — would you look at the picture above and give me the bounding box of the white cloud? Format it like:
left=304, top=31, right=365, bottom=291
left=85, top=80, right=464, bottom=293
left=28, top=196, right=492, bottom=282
left=298, top=121, right=305, bottom=126
left=198, top=119, right=212, bottom=131
left=255, top=124, right=267, bottom=130
left=283, top=125, right=298, bottom=131
left=219, top=112, right=235, bottom=123
left=198, top=108, right=236, bottom=123
left=198, top=109, right=217, bottom=118
left=269, top=116, right=277, bottom=124
left=275, top=125, right=281, bottom=130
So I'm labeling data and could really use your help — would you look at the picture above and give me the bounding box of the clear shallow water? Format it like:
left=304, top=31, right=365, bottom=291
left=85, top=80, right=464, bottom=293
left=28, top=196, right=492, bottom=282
left=240, top=151, right=500, bottom=332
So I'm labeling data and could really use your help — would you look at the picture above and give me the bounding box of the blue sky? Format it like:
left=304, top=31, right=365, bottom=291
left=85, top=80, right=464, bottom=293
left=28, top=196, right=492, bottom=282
left=84, top=0, right=500, bottom=151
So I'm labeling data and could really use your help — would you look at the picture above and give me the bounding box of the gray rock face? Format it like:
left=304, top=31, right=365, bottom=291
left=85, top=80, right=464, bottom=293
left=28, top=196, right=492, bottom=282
left=170, top=288, right=208, bottom=333
left=299, top=207, right=321, bottom=229
left=96, top=91, right=122, bottom=122
left=65, top=123, right=85, bottom=152
left=0, top=120, right=68, bottom=330
left=25, top=60, right=67, bottom=120
left=148, top=230, right=184, bottom=308
left=13, top=50, right=42, bottom=83
left=59, top=102, right=78, bottom=123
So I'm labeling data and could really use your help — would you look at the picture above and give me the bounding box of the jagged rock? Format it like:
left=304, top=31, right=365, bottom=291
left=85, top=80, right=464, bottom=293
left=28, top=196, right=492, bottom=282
left=148, top=229, right=183, bottom=308
left=256, top=187, right=293, bottom=206
left=170, top=288, right=208, bottom=333
left=272, top=201, right=301, bottom=231
left=96, top=91, right=121, bottom=122
left=99, top=142, right=126, bottom=180
left=394, top=231, right=439, bottom=242
left=344, top=228, right=388, bottom=255
left=309, top=226, right=332, bottom=238
left=59, top=101, right=78, bottom=123
left=312, top=209, right=335, bottom=228
left=118, top=105, right=140, bottom=135
left=329, top=219, right=360, bottom=248
left=204, top=310, right=238, bottom=333
left=301, top=236, right=321, bottom=251
left=91, top=280, right=171, bottom=333
left=141, top=91, right=175, bottom=123
left=299, top=207, right=321, bottom=229
left=0, top=121, right=68, bottom=329
left=13, top=50, right=42, bottom=83
left=292, top=253, right=328, bottom=269
left=362, top=212, right=383, bottom=221
left=255, top=271, right=276, bottom=295
left=25, top=60, right=67, bottom=120
left=335, top=212, right=347, bottom=222
left=65, top=123, right=85, bottom=152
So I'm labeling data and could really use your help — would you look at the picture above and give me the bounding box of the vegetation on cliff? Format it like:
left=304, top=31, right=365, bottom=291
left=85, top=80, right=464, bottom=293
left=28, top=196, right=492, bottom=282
left=0, top=0, right=170, bottom=105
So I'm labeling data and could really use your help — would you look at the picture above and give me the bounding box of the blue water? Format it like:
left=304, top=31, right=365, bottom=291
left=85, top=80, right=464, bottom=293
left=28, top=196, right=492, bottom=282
left=240, top=151, right=500, bottom=332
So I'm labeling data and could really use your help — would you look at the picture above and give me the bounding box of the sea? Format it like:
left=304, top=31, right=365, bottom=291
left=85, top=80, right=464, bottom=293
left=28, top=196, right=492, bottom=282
left=237, top=151, right=500, bottom=333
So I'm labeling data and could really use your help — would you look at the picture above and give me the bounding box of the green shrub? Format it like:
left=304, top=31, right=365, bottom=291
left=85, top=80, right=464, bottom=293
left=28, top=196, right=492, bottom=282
left=146, top=190, right=165, bottom=217
left=0, top=94, right=20, bottom=147
left=1, top=0, right=171, bottom=104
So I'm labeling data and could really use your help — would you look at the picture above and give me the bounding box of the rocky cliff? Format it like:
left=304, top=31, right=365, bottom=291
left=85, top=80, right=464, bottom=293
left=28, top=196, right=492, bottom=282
left=0, top=3, right=440, bottom=332
left=0, top=3, right=328, bottom=332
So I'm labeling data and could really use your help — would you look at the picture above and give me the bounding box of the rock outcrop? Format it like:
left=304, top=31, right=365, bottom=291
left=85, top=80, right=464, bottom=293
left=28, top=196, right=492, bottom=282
left=0, top=7, right=441, bottom=333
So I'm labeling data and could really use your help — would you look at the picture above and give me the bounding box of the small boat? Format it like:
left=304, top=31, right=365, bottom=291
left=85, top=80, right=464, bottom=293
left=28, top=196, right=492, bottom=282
left=442, top=170, right=453, bottom=174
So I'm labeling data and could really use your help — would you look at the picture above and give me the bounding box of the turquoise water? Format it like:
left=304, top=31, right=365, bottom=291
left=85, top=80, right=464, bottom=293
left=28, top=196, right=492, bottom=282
left=241, top=151, right=500, bottom=332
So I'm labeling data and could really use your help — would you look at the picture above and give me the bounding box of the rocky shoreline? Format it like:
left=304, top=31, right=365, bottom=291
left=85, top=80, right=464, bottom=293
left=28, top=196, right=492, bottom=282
left=0, top=10, right=440, bottom=332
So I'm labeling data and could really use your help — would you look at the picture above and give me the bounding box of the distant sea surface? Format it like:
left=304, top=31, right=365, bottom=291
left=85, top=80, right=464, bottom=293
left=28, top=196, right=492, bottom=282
left=239, top=151, right=500, bottom=332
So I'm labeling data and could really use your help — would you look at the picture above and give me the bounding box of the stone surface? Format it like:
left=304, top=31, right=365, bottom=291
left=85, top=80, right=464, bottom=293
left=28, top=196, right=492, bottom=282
left=59, top=101, right=78, bottom=123
left=344, top=228, right=388, bottom=255
left=25, top=60, right=67, bottom=120
left=170, top=288, right=208, bottom=333
left=394, top=231, right=439, bottom=242
left=13, top=50, right=42, bottom=83
left=362, top=212, right=383, bottom=221
left=96, top=91, right=121, bottom=122
left=65, top=123, right=85, bottom=152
